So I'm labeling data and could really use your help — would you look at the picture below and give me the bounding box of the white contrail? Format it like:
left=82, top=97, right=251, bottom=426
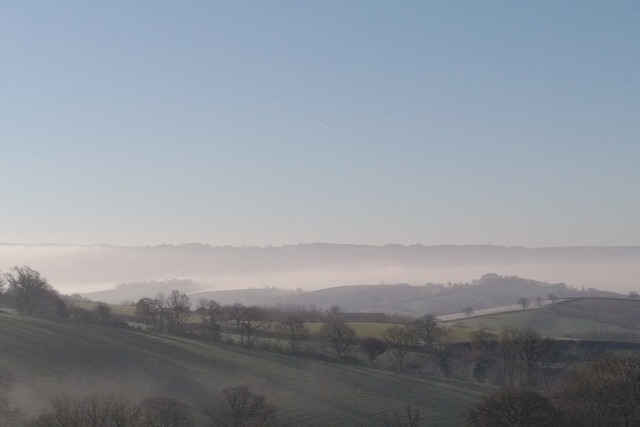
left=312, top=121, right=331, bottom=129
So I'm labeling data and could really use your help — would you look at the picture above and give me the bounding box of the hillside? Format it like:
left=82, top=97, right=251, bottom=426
left=188, top=274, right=624, bottom=317
left=452, top=298, right=640, bottom=341
left=0, top=313, right=490, bottom=426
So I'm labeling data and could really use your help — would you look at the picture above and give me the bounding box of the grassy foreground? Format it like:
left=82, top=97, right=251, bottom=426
left=0, top=313, right=490, bottom=426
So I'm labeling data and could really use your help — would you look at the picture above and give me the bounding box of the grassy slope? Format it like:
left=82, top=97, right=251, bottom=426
left=0, top=314, right=490, bottom=426
left=451, top=298, right=640, bottom=339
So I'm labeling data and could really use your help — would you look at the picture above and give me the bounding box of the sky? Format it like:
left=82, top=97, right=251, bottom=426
left=1, top=1, right=638, bottom=248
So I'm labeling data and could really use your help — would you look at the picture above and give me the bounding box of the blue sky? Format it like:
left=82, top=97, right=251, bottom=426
left=1, top=1, right=638, bottom=247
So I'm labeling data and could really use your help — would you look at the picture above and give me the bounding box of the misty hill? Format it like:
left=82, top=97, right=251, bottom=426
left=187, top=274, right=625, bottom=317
left=0, top=313, right=489, bottom=425
left=3, top=243, right=640, bottom=296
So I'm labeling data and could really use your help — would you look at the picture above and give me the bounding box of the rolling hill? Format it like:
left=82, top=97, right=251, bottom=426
left=0, top=313, right=491, bottom=426
left=4, top=243, right=640, bottom=296
left=451, top=298, right=640, bottom=341
left=186, top=274, right=624, bottom=317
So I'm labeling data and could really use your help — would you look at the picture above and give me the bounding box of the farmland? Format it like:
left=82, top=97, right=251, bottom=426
left=451, top=298, right=640, bottom=340
left=0, top=313, right=491, bottom=426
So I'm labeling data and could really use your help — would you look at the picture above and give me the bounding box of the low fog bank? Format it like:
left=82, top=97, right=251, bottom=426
left=1, top=243, right=639, bottom=296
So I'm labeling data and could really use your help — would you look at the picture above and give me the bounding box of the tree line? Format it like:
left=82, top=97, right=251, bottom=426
left=0, top=373, right=280, bottom=427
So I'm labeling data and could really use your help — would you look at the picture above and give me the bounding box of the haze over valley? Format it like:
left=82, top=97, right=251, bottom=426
left=2, top=242, right=638, bottom=297
left=2, top=1, right=639, bottom=425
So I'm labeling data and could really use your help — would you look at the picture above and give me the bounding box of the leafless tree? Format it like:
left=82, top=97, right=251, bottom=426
left=381, top=326, right=418, bottom=370
left=138, top=396, right=193, bottom=427
left=276, top=314, right=309, bottom=353
left=517, top=297, right=530, bottom=311
left=197, top=298, right=222, bottom=341
left=319, top=319, right=357, bottom=356
left=34, top=393, right=140, bottom=427
left=205, top=385, right=278, bottom=427
left=536, top=296, right=543, bottom=308
left=135, top=297, right=164, bottom=330
left=408, top=314, right=442, bottom=353
left=465, top=388, right=559, bottom=426
left=225, top=304, right=270, bottom=346
left=553, top=353, right=640, bottom=426
left=383, top=404, right=421, bottom=427
left=95, top=302, right=112, bottom=324
left=4, top=265, right=55, bottom=315
left=166, top=290, right=191, bottom=334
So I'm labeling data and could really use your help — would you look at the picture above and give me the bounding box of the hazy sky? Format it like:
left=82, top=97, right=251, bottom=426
left=1, top=1, right=638, bottom=247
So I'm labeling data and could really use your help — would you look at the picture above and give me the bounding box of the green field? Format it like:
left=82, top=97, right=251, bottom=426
left=0, top=313, right=491, bottom=426
left=451, top=299, right=640, bottom=340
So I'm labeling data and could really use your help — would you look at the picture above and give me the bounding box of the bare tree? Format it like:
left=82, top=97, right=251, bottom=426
left=319, top=320, right=357, bottom=356
left=225, top=304, right=270, bottom=346
left=95, top=302, right=112, bottom=324
left=0, top=274, right=4, bottom=307
left=384, top=405, right=421, bottom=427
left=136, top=297, right=164, bottom=330
left=35, top=393, right=140, bottom=427
left=536, top=296, right=543, bottom=308
left=408, top=314, right=442, bottom=353
left=4, top=265, right=55, bottom=315
left=205, top=385, right=278, bottom=427
left=553, top=353, right=640, bottom=426
left=166, top=290, right=191, bottom=334
left=196, top=298, right=222, bottom=341
left=517, top=297, right=530, bottom=311
left=465, top=388, right=559, bottom=426
left=381, top=326, right=418, bottom=370
left=138, top=396, right=193, bottom=427
left=276, top=314, right=309, bottom=353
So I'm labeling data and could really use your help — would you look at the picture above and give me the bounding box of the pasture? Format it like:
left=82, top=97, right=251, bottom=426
left=0, top=313, right=491, bottom=426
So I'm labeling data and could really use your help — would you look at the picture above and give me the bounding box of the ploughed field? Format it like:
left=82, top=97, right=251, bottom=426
left=0, top=313, right=490, bottom=426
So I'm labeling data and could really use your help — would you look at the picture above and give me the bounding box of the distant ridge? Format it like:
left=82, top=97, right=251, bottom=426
left=0, top=243, right=639, bottom=295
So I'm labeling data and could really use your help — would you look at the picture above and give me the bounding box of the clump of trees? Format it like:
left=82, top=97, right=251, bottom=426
left=319, top=319, right=357, bottom=357
left=31, top=385, right=279, bottom=427
left=275, top=313, right=309, bottom=353
left=1, top=266, right=67, bottom=318
left=465, top=351, right=640, bottom=426
left=205, top=385, right=279, bottom=427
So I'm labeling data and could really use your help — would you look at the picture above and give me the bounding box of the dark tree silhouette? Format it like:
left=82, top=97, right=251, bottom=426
left=319, top=320, right=357, bottom=356
left=276, top=314, right=309, bottom=353
left=381, top=326, right=418, bottom=370
left=4, top=266, right=55, bottom=315
left=197, top=298, right=222, bottom=341
left=166, top=290, right=191, bottom=334
left=408, top=314, right=442, bottom=353
left=225, top=304, right=270, bottom=346
left=138, top=396, right=193, bottom=427
left=360, top=337, right=387, bottom=362
left=136, top=297, right=164, bottom=330
left=205, top=385, right=278, bottom=427
left=517, top=297, right=530, bottom=311
left=465, top=388, right=559, bottom=426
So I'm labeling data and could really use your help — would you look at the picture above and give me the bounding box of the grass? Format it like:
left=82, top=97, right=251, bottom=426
left=0, top=313, right=491, bottom=426
left=450, top=299, right=640, bottom=339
